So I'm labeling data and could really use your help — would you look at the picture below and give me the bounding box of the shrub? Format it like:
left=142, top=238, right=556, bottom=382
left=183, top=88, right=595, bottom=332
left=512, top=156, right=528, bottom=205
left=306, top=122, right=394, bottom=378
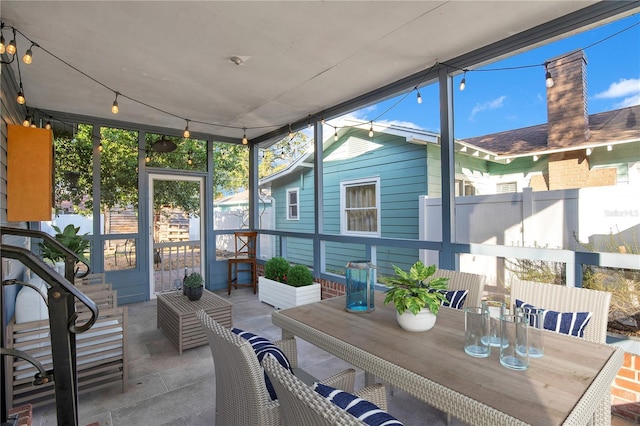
left=287, top=264, right=314, bottom=287
left=264, top=256, right=289, bottom=283
left=183, top=272, right=204, bottom=288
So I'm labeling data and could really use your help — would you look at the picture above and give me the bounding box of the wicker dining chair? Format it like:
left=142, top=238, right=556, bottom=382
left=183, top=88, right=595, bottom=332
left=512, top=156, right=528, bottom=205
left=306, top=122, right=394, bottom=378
left=432, top=269, right=487, bottom=309
left=509, top=279, right=613, bottom=426
left=196, top=310, right=358, bottom=426
left=263, top=354, right=391, bottom=426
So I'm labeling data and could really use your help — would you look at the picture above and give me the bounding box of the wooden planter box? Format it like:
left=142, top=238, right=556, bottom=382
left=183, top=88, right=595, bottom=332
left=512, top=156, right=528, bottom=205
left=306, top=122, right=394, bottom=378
left=258, top=277, right=321, bottom=309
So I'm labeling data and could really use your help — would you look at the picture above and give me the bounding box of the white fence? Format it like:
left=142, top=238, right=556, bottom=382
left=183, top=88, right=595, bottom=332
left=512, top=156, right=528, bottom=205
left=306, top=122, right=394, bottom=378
left=420, top=185, right=640, bottom=284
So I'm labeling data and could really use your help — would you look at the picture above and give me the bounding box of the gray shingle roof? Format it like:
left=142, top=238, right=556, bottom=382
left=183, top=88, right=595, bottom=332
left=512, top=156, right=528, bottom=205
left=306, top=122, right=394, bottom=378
left=461, top=104, right=640, bottom=156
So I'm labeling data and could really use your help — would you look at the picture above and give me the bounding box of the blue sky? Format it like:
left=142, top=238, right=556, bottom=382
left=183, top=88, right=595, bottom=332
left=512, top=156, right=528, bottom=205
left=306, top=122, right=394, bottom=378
left=348, top=13, right=640, bottom=139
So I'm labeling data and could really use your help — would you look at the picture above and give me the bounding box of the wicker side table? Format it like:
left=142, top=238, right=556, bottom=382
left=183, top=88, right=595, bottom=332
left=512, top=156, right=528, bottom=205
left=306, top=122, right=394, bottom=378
left=157, top=289, right=233, bottom=354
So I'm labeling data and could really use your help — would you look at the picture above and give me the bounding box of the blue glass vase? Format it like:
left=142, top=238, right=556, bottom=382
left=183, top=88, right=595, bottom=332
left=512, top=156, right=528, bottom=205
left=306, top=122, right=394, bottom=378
left=345, top=260, right=375, bottom=313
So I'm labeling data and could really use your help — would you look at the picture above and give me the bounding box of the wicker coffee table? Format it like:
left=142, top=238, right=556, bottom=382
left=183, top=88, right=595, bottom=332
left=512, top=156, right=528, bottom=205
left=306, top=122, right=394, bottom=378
left=157, top=289, right=233, bottom=354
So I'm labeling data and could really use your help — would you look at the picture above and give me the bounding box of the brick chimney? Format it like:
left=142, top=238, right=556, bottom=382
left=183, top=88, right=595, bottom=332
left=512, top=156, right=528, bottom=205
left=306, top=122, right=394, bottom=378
left=546, top=50, right=590, bottom=148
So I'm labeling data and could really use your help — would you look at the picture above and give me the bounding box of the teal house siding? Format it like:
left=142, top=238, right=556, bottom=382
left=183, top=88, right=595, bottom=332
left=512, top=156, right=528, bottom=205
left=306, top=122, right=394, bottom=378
left=322, top=128, right=429, bottom=278
left=271, top=170, right=316, bottom=267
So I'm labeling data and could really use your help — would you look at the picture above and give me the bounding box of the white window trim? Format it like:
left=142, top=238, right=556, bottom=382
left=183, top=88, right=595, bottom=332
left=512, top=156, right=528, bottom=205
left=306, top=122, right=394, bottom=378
left=340, top=177, right=381, bottom=237
left=286, top=187, right=300, bottom=220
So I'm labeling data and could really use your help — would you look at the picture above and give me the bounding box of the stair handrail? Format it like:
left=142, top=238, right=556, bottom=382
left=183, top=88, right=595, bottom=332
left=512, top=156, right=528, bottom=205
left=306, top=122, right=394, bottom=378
left=0, top=226, right=90, bottom=281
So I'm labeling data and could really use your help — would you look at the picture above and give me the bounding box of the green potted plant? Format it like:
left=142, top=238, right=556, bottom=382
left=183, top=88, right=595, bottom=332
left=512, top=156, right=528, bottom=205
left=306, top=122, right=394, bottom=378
left=382, top=261, right=449, bottom=332
left=264, top=256, right=290, bottom=283
left=286, top=264, right=314, bottom=287
left=183, top=272, right=204, bottom=301
left=259, top=258, right=321, bottom=309
left=38, top=224, right=91, bottom=263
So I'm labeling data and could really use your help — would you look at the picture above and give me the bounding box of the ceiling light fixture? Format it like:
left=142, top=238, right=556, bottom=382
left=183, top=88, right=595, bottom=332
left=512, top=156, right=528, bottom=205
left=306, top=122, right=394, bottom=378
left=111, top=92, right=119, bottom=114
left=459, top=71, right=467, bottom=91
left=545, top=63, right=554, bottom=88
left=152, top=137, right=177, bottom=152
left=183, top=120, right=190, bottom=138
left=242, top=128, right=248, bottom=145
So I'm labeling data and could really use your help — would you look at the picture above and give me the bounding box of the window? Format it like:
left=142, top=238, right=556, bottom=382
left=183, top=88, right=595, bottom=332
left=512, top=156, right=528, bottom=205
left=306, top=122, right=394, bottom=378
left=455, top=179, right=476, bottom=196
left=287, top=188, right=299, bottom=220
left=497, top=182, right=517, bottom=194
left=340, top=178, right=380, bottom=236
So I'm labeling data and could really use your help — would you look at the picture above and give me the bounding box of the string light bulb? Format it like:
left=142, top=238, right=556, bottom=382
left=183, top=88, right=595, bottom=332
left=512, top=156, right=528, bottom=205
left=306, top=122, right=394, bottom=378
left=6, top=30, right=16, bottom=55
left=45, top=120, right=52, bottom=130
left=416, top=89, right=422, bottom=104
left=30, top=119, right=36, bottom=128
left=187, top=151, right=193, bottom=165
left=22, top=115, right=30, bottom=127
left=368, top=122, right=374, bottom=138
left=288, top=124, right=294, bottom=138
left=183, top=120, right=190, bottom=138
left=98, top=142, right=103, bottom=152
left=145, top=151, right=151, bottom=163
left=111, top=92, right=119, bottom=114
left=242, top=128, right=248, bottom=145
left=459, top=71, right=467, bottom=91
left=307, top=115, right=312, bottom=129
left=334, top=127, right=338, bottom=142
left=545, top=64, right=554, bottom=88
left=23, top=44, right=34, bottom=64
left=16, top=89, right=25, bottom=105
left=0, top=33, right=5, bottom=55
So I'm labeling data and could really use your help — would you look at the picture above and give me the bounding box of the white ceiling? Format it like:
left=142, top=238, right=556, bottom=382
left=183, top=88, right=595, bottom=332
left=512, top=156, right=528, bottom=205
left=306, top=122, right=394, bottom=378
left=1, top=1, right=633, bottom=144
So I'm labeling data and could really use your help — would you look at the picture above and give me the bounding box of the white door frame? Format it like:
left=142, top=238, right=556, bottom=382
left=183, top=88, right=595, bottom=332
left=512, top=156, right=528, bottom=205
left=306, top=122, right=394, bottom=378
left=148, top=173, right=205, bottom=298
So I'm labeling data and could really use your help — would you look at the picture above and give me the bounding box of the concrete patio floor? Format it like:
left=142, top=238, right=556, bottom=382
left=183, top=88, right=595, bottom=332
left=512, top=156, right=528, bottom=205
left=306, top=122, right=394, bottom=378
left=30, top=288, right=634, bottom=426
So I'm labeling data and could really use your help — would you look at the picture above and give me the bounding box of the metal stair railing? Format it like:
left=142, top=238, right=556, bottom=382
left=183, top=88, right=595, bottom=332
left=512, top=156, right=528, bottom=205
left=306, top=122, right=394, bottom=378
left=1, top=227, right=98, bottom=426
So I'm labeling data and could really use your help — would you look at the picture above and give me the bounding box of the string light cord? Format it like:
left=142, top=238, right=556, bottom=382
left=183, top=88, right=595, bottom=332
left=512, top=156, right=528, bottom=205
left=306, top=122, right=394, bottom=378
left=1, top=17, right=637, bottom=138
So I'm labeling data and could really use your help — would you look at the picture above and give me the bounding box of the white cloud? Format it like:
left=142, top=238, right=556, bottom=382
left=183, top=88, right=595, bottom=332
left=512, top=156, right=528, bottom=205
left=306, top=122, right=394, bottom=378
left=594, top=78, right=640, bottom=99
left=469, top=95, right=507, bottom=121
left=615, top=93, right=640, bottom=109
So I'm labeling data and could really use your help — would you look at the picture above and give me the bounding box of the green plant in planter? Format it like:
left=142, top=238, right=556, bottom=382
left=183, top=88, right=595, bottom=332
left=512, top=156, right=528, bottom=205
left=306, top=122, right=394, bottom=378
left=38, top=224, right=91, bottom=263
left=183, top=272, right=204, bottom=301
left=184, top=272, right=204, bottom=288
left=264, top=256, right=290, bottom=283
left=382, top=261, right=449, bottom=315
left=286, top=264, right=314, bottom=287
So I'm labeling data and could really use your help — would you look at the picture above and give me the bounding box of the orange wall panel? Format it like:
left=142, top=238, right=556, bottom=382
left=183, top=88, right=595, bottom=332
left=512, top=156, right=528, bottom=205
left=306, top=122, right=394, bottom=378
left=7, top=125, right=53, bottom=222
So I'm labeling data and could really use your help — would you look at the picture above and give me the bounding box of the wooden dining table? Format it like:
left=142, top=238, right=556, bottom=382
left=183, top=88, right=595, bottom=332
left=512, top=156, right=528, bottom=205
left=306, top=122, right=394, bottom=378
left=271, top=292, right=623, bottom=426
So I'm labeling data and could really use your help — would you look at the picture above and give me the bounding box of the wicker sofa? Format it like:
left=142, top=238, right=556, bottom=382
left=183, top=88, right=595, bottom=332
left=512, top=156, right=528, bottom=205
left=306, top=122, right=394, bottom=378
left=4, top=280, right=127, bottom=409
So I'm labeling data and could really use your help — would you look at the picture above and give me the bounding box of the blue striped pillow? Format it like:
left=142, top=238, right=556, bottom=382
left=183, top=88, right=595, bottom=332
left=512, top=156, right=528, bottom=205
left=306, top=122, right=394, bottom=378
left=232, top=328, right=292, bottom=400
left=441, top=290, right=468, bottom=310
left=314, top=383, right=403, bottom=426
left=515, top=300, right=593, bottom=338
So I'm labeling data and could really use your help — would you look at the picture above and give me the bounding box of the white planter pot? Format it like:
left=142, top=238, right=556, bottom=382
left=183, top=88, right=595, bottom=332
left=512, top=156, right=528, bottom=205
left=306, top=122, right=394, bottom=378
left=258, top=277, right=321, bottom=310
left=396, top=308, right=437, bottom=332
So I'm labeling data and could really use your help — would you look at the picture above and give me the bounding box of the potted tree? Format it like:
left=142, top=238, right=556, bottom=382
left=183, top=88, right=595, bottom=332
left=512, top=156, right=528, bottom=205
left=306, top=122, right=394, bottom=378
left=382, top=261, right=449, bottom=332
left=258, top=257, right=321, bottom=309
left=183, top=272, right=204, bottom=301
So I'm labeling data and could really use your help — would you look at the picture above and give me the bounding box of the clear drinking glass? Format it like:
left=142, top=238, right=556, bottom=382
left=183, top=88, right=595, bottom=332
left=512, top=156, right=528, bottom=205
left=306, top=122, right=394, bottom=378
left=464, top=307, right=491, bottom=358
left=481, top=299, right=507, bottom=348
left=516, top=308, right=544, bottom=358
left=500, top=314, right=529, bottom=370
